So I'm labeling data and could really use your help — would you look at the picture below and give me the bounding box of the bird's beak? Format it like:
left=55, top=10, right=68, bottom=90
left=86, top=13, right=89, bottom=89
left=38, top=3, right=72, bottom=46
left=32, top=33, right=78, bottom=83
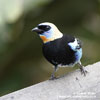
left=31, top=27, right=38, bottom=32
left=31, top=27, right=42, bottom=33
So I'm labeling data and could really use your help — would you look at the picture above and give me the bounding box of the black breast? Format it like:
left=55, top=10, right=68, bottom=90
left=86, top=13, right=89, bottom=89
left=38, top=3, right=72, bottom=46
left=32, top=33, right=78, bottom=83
left=42, top=34, right=76, bottom=66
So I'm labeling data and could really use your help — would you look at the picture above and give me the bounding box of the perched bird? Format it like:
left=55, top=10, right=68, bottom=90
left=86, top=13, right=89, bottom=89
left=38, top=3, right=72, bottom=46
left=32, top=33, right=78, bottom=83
left=32, top=22, right=87, bottom=80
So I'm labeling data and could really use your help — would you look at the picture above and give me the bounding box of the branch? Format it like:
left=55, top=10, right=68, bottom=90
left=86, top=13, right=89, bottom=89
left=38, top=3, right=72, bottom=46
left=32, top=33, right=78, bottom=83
left=0, top=62, right=100, bottom=100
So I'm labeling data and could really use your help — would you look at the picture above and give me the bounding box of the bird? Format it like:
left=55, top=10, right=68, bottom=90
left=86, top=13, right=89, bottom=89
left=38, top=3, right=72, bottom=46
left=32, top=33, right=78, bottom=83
left=32, top=22, right=87, bottom=80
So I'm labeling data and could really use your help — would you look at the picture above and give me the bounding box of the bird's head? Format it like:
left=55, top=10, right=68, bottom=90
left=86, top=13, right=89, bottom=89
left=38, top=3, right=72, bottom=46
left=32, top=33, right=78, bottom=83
left=32, top=22, right=63, bottom=43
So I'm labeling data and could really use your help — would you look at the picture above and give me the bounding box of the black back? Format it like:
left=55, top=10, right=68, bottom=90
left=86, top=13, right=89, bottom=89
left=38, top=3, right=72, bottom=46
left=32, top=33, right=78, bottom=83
left=42, top=34, right=76, bottom=66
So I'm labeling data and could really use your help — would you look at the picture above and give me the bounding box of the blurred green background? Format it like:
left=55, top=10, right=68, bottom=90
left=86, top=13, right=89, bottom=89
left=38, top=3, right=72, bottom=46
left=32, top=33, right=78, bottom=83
left=0, top=0, right=100, bottom=96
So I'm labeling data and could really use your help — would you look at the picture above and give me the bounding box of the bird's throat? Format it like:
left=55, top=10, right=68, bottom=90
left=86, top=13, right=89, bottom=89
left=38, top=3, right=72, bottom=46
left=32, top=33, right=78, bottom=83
left=40, top=33, right=63, bottom=43
left=40, top=35, right=53, bottom=43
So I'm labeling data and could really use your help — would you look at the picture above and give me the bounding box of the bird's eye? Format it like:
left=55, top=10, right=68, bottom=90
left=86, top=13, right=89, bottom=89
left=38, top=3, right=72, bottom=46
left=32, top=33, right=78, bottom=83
left=38, top=25, right=51, bottom=31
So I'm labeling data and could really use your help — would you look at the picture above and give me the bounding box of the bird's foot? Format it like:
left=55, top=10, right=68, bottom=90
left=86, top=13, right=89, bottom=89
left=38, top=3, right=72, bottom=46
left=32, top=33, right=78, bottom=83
left=49, top=74, right=58, bottom=80
left=80, top=67, right=88, bottom=76
left=49, top=76, right=58, bottom=80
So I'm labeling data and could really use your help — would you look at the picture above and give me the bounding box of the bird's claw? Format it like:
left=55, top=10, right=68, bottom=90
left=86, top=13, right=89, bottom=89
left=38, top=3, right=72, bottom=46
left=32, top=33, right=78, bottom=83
left=49, top=77, right=57, bottom=80
left=49, top=76, right=58, bottom=80
left=80, top=68, right=88, bottom=76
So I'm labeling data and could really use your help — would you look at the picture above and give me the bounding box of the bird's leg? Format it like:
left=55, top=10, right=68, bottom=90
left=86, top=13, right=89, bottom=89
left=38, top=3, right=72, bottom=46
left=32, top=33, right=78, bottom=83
left=50, top=65, right=58, bottom=80
left=77, top=61, right=88, bottom=76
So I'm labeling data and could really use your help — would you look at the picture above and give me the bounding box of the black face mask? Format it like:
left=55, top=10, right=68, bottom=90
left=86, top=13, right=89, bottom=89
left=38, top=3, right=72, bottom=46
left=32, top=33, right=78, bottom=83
left=37, top=25, right=51, bottom=34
